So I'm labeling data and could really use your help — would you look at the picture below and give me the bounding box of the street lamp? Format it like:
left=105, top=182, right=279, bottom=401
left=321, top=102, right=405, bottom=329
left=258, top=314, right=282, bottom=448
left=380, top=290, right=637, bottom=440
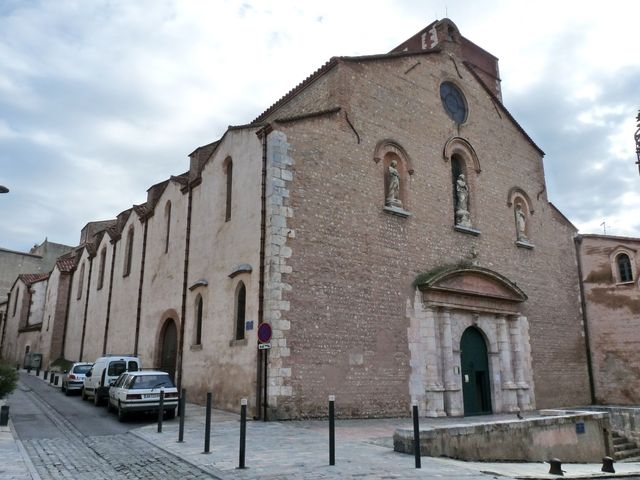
left=0, top=186, right=8, bottom=194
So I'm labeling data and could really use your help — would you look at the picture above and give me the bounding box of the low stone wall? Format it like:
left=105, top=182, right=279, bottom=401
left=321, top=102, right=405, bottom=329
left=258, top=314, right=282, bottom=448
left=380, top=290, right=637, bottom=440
left=585, top=406, right=640, bottom=445
left=393, top=411, right=612, bottom=462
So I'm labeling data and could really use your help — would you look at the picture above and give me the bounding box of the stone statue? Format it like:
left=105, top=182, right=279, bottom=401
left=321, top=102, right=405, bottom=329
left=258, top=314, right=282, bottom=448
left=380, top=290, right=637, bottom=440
left=386, top=160, right=402, bottom=208
left=455, top=173, right=471, bottom=227
left=515, top=204, right=528, bottom=241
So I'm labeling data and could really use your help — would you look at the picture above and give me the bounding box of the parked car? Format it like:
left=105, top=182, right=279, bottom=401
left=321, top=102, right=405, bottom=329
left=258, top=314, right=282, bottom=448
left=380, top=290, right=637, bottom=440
left=107, top=370, right=179, bottom=421
left=82, top=355, right=140, bottom=406
left=60, top=362, right=93, bottom=395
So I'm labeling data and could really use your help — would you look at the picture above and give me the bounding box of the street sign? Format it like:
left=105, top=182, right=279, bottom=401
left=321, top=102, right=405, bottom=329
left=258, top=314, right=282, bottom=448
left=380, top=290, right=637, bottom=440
left=257, top=323, right=272, bottom=343
left=258, top=343, right=271, bottom=350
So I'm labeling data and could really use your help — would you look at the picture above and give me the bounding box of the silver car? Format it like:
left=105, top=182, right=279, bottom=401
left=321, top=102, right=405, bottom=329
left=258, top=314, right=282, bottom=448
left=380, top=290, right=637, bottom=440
left=61, top=362, right=93, bottom=395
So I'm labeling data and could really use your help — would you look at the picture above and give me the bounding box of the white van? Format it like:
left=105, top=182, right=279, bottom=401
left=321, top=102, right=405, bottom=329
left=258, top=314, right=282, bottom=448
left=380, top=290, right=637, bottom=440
left=82, top=355, right=140, bottom=405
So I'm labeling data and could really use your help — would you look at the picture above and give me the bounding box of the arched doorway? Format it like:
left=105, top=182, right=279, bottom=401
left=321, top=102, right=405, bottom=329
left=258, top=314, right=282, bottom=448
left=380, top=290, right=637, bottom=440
left=159, top=319, right=178, bottom=379
left=460, top=327, right=492, bottom=416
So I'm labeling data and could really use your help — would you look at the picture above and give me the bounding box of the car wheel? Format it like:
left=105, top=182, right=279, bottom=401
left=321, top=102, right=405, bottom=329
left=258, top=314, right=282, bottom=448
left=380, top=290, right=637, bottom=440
left=165, top=408, right=176, bottom=420
left=107, top=400, right=115, bottom=413
left=61, top=382, right=66, bottom=393
left=64, top=384, right=71, bottom=396
left=93, top=391, right=101, bottom=406
left=117, top=402, right=126, bottom=422
left=81, top=388, right=88, bottom=401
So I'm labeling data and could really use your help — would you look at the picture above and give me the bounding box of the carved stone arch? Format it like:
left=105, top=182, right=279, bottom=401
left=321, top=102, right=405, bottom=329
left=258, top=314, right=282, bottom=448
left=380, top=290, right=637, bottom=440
left=507, top=187, right=534, bottom=214
left=373, top=139, right=414, bottom=174
left=443, top=137, right=480, bottom=173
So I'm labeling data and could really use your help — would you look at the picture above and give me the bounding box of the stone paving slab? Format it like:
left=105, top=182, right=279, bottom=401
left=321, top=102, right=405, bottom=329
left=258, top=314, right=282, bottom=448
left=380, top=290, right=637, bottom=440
left=0, top=397, right=40, bottom=480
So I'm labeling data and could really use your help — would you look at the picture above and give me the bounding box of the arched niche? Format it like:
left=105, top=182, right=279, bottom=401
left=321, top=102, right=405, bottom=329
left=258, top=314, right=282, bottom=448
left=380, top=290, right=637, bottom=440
left=374, top=139, right=413, bottom=212
left=443, top=137, right=481, bottom=174
left=507, top=187, right=534, bottom=214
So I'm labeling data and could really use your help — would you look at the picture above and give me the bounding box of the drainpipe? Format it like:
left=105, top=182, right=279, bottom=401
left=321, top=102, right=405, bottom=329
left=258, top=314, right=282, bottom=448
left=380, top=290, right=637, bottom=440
left=574, top=235, right=597, bottom=404
left=134, top=218, right=149, bottom=356
left=177, top=184, right=193, bottom=392
left=79, top=256, right=94, bottom=361
left=102, top=242, right=117, bottom=354
left=256, top=125, right=272, bottom=420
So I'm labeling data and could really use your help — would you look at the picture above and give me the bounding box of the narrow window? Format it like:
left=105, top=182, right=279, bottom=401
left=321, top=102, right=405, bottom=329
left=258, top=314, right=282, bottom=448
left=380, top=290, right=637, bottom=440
left=164, top=201, right=171, bottom=253
left=195, top=294, right=203, bottom=345
left=618, top=254, right=633, bottom=282
left=97, top=247, right=107, bottom=290
left=235, top=282, right=246, bottom=340
left=123, top=226, right=134, bottom=277
left=225, top=159, right=233, bottom=222
left=77, top=263, right=85, bottom=300
left=13, top=287, right=19, bottom=317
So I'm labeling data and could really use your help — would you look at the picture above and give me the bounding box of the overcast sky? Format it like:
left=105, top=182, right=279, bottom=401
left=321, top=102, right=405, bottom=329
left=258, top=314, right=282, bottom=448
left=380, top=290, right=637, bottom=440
left=1, top=0, right=638, bottom=252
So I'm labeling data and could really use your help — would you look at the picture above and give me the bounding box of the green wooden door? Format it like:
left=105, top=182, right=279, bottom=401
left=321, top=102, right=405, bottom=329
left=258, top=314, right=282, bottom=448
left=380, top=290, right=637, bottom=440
left=460, top=327, right=492, bottom=416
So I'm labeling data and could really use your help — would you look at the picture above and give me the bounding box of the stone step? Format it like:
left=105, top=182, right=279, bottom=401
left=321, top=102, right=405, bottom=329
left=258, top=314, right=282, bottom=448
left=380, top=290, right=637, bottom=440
left=613, top=436, right=628, bottom=445
left=620, top=455, right=640, bottom=463
left=614, top=441, right=636, bottom=451
left=614, top=448, right=640, bottom=460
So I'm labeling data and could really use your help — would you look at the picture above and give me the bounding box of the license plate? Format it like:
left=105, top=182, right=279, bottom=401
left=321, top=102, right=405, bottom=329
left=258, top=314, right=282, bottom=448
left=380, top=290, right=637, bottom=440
left=143, top=393, right=160, bottom=399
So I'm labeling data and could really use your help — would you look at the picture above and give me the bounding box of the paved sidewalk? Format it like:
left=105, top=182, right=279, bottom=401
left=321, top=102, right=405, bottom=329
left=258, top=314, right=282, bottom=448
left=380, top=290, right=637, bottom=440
left=0, top=396, right=40, bottom=480
left=131, top=402, right=640, bottom=480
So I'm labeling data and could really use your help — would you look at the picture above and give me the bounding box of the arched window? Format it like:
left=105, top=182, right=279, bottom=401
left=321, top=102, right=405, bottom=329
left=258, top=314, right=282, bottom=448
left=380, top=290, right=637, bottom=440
left=194, top=294, right=203, bottom=345
left=97, top=247, right=107, bottom=290
left=13, top=287, right=19, bottom=317
left=235, top=282, right=246, bottom=340
left=617, top=254, right=633, bottom=282
left=164, top=201, right=171, bottom=253
left=123, top=226, right=134, bottom=277
left=77, top=262, right=85, bottom=300
left=225, top=158, right=233, bottom=222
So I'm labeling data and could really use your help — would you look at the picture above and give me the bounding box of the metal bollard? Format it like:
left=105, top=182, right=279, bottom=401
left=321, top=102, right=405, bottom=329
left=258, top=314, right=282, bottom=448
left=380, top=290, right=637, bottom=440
left=177, top=389, right=186, bottom=443
left=27, top=366, right=31, bottom=374
left=0, top=405, right=9, bottom=426
left=44, top=370, right=48, bottom=381
left=238, top=398, right=247, bottom=469
left=49, top=373, right=54, bottom=384
left=602, top=456, right=615, bottom=473
left=16, top=364, right=19, bottom=371
left=548, top=458, right=563, bottom=476
left=203, top=392, right=212, bottom=454
left=36, top=367, right=40, bottom=377
left=329, top=395, right=335, bottom=466
left=157, top=389, right=164, bottom=433
left=412, top=403, right=421, bottom=469
left=53, top=375, right=59, bottom=386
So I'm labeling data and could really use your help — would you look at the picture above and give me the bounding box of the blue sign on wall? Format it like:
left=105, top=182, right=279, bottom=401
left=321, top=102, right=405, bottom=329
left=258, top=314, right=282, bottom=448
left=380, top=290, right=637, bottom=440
left=245, top=321, right=254, bottom=331
left=576, top=422, right=585, bottom=434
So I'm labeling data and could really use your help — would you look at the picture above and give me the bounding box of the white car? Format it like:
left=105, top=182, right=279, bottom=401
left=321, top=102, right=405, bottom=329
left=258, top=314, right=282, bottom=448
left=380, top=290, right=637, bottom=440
left=60, top=362, right=93, bottom=395
left=107, top=370, right=178, bottom=421
left=82, top=355, right=140, bottom=405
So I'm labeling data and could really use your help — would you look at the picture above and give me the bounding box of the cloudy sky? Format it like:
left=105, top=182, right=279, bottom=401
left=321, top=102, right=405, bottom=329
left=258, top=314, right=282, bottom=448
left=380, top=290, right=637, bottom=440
left=1, top=0, right=638, bottom=252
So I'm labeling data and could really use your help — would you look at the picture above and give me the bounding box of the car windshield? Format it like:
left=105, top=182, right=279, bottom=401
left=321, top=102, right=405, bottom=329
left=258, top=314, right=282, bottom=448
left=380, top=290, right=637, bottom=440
left=73, top=365, right=92, bottom=374
left=131, top=374, right=174, bottom=390
left=128, top=361, right=139, bottom=372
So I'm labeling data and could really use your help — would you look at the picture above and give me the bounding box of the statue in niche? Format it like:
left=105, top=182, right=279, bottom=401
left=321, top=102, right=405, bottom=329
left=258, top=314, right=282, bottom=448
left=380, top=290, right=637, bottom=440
left=515, top=204, right=528, bottom=241
left=386, top=159, right=403, bottom=208
left=455, top=173, right=471, bottom=227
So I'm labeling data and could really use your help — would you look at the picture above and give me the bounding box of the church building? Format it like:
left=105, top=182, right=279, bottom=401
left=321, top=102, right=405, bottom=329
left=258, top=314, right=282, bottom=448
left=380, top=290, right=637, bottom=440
left=1, top=19, right=592, bottom=419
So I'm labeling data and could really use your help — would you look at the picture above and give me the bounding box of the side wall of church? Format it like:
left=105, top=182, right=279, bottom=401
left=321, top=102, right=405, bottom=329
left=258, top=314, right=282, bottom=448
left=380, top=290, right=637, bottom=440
left=64, top=249, right=91, bottom=362
left=184, top=128, right=263, bottom=412
left=579, top=235, right=640, bottom=404
left=264, top=52, right=589, bottom=418
left=2, top=280, right=26, bottom=364
left=106, top=214, right=143, bottom=356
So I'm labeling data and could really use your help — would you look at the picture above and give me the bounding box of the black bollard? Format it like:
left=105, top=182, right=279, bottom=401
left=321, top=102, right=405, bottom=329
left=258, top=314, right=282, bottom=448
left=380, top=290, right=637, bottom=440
left=27, top=366, right=31, bottom=374
left=602, top=456, right=615, bottom=473
left=0, top=405, right=9, bottom=426
left=157, top=389, right=164, bottom=433
left=36, top=367, right=40, bottom=377
left=412, top=403, right=421, bottom=469
left=53, top=375, right=59, bottom=386
left=49, top=372, right=54, bottom=384
left=204, top=392, right=212, bottom=454
left=16, top=364, right=19, bottom=371
left=548, top=458, right=563, bottom=476
left=329, top=395, right=335, bottom=466
left=177, top=389, right=186, bottom=443
left=44, top=370, right=48, bottom=381
left=238, top=398, right=247, bottom=469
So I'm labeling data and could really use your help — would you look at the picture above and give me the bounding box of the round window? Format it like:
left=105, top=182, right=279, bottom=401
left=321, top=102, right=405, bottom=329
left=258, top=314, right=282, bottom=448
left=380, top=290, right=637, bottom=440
left=440, top=82, right=467, bottom=124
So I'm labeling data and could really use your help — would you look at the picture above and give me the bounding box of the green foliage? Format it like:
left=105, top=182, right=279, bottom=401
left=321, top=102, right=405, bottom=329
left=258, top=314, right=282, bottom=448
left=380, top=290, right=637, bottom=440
left=0, top=361, right=18, bottom=399
left=50, top=357, right=73, bottom=373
